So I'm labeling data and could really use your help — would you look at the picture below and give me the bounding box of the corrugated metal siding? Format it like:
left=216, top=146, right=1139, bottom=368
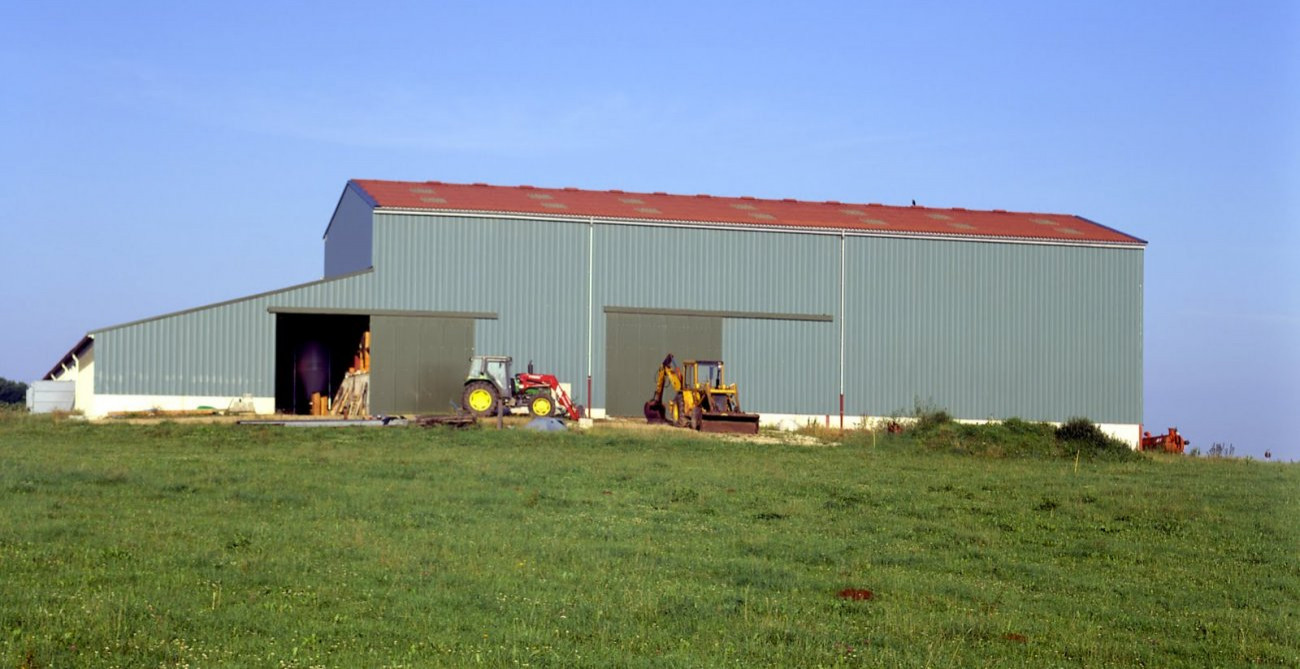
left=593, top=224, right=838, bottom=313
left=591, top=224, right=839, bottom=409
left=724, top=318, right=838, bottom=414
left=377, top=217, right=840, bottom=410
left=844, top=237, right=1143, bottom=423
left=94, top=206, right=1143, bottom=424
left=324, top=186, right=375, bottom=277
left=372, top=213, right=590, bottom=400
left=95, top=273, right=379, bottom=395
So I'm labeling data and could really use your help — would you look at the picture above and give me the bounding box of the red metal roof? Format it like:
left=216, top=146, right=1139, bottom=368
left=350, top=179, right=1144, bottom=245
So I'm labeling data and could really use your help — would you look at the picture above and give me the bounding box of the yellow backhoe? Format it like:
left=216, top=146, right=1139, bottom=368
left=643, top=353, right=760, bottom=434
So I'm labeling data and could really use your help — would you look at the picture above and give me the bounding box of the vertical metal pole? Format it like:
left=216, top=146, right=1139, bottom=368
left=839, top=231, right=846, bottom=430
left=587, top=217, right=595, bottom=413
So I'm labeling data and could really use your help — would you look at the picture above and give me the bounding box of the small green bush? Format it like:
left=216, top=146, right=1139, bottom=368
left=1055, top=417, right=1105, bottom=443
left=867, top=411, right=1142, bottom=461
left=1055, top=417, right=1141, bottom=460
left=1001, top=417, right=1037, bottom=434
left=913, top=406, right=953, bottom=432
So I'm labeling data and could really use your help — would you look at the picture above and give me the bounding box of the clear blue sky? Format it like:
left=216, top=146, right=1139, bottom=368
left=2, top=2, right=1296, bottom=459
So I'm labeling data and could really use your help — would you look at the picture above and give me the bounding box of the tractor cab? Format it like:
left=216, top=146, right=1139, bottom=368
left=686, top=360, right=725, bottom=389
left=467, top=355, right=514, bottom=398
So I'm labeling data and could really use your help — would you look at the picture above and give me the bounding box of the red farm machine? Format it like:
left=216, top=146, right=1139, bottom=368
left=461, top=355, right=581, bottom=420
left=1140, top=427, right=1190, bottom=454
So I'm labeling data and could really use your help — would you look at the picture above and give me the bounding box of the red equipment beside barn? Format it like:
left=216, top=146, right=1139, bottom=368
left=1140, top=427, right=1189, bottom=454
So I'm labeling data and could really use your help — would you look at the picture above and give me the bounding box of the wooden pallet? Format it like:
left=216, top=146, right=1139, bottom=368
left=330, top=372, right=370, bottom=418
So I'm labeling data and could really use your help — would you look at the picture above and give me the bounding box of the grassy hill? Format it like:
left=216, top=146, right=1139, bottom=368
left=1, top=413, right=1296, bottom=667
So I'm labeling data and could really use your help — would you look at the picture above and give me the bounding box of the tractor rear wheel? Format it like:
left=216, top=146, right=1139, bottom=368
left=529, top=393, right=555, bottom=417
left=462, top=381, right=500, bottom=417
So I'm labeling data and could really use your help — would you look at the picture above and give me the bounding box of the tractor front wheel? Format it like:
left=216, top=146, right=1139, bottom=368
left=529, top=394, right=555, bottom=417
left=463, top=381, right=500, bottom=417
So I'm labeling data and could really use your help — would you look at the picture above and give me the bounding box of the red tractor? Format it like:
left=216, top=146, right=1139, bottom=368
left=461, top=355, right=581, bottom=420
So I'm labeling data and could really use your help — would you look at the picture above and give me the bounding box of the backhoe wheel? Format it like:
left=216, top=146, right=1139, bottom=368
left=462, top=381, right=500, bottom=417
left=671, top=395, right=686, bottom=428
left=529, top=394, right=554, bottom=417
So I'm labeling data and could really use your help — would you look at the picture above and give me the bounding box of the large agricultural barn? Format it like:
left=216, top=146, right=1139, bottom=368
left=45, top=179, right=1146, bottom=442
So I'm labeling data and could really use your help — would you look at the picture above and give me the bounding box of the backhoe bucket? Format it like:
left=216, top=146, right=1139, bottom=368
left=644, top=400, right=670, bottom=424
left=698, top=412, right=761, bottom=435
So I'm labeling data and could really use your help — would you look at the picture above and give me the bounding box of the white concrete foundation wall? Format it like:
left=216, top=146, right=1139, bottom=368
left=757, top=413, right=1141, bottom=448
left=74, top=352, right=94, bottom=414
left=1096, top=423, right=1141, bottom=448
left=85, top=394, right=275, bottom=419
left=760, top=413, right=872, bottom=431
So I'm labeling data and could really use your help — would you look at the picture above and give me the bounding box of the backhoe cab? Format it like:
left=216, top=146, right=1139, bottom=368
left=462, top=355, right=581, bottom=420
left=644, top=353, right=760, bottom=434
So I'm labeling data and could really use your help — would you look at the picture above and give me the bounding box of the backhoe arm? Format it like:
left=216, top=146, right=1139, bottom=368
left=644, top=353, right=683, bottom=424
left=650, top=354, right=683, bottom=403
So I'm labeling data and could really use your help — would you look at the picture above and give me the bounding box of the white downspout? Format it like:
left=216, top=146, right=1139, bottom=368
left=839, top=231, right=846, bottom=429
left=587, top=217, right=595, bottom=413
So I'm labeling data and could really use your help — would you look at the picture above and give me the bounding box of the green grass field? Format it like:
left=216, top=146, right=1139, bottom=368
left=1, top=413, right=1296, bottom=668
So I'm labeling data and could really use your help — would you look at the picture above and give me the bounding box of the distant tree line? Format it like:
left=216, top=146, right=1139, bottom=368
left=0, top=377, right=28, bottom=404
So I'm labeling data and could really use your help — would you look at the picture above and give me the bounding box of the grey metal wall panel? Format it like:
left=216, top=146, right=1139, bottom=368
left=371, top=316, right=473, bottom=414
left=373, top=215, right=839, bottom=411
left=593, top=225, right=839, bottom=313
left=843, top=238, right=1143, bottom=423
left=723, top=318, right=838, bottom=415
left=95, top=272, right=380, bottom=396
left=604, top=313, right=722, bottom=416
left=371, top=213, right=591, bottom=403
left=27, top=381, right=75, bottom=413
left=591, top=224, right=839, bottom=409
left=324, top=185, right=375, bottom=277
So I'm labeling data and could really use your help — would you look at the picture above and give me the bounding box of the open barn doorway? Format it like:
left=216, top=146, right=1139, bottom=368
left=274, top=313, right=370, bottom=415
